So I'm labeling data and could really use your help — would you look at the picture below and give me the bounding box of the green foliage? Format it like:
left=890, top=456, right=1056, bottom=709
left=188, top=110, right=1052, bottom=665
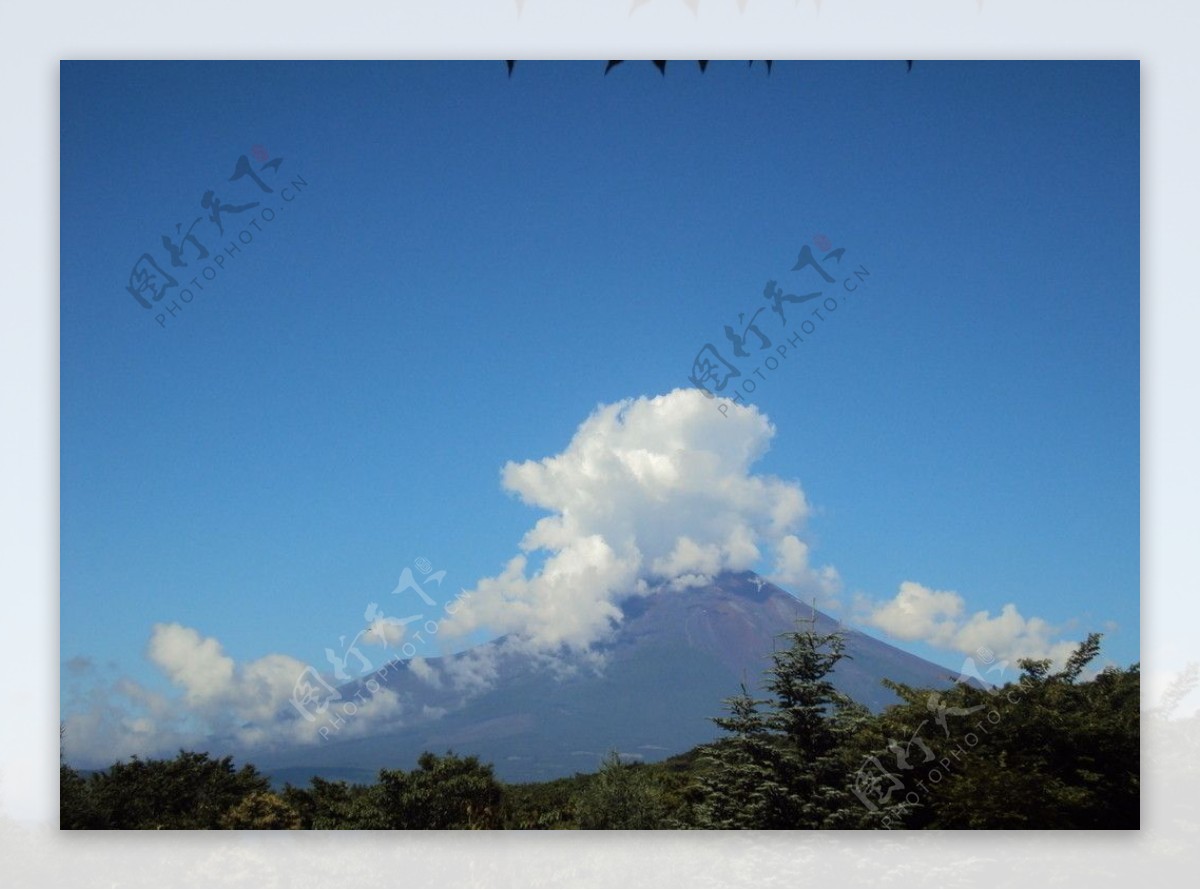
left=219, top=790, right=302, bottom=829
left=928, top=640, right=1139, bottom=830
left=502, top=775, right=584, bottom=829
left=692, top=685, right=785, bottom=827
left=282, top=754, right=505, bottom=830
left=58, top=632, right=1139, bottom=831
left=694, top=622, right=871, bottom=828
left=572, top=751, right=670, bottom=829
left=281, top=776, right=386, bottom=829
left=59, top=764, right=95, bottom=830
left=62, top=750, right=271, bottom=829
left=692, top=628, right=1138, bottom=830
left=854, top=634, right=1139, bottom=830
left=375, top=751, right=503, bottom=829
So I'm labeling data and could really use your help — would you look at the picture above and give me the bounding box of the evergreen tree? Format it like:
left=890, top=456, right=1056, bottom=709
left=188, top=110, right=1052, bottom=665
left=693, top=685, right=785, bottom=828
left=695, top=620, right=868, bottom=828
left=763, top=623, right=867, bottom=827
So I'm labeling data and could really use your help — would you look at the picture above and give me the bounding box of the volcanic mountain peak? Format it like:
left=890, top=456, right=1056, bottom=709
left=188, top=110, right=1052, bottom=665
left=257, top=571, right=962, bottom=785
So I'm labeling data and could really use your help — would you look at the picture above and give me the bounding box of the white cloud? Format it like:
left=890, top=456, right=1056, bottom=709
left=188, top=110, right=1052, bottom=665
left=406, top=655, right=442, bottom=688
left=769, top=534, right=842, bottom=606
left=440, top=645, right=501, bottom=696
left=362, top=619, right=408, bottom=648
left=146, top=622, right=235, bottom=708
left=439, top=388, right=821, bottom=653
left=64, top=622, right=419, bottom=766
left=62, top=677, right=196, bottom=767
left=359, top=602, right=418, bottom=648
left=66, top=389, right=836, bottom=761
left=859, top=581, right=1081, bottom=670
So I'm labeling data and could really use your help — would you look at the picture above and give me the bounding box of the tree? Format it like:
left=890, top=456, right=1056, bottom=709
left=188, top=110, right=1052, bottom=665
left=219, top=790, right=302, bottom=830
left=857, top=633, right=1140, bottom=829
left=375, top=751, right=503, bottom=829
left=72, top=750, right=271, bottom=830
left=573, top=751, right=670, bottom=829
left=59, top=763, right=96, bottom=830
left=695, top=620, right=869, bottom=828
left=762, top=623, right=869, bottom=827
left=282, top=776, right=387, bottom=830
left=692, top=685, right=785, bottom=828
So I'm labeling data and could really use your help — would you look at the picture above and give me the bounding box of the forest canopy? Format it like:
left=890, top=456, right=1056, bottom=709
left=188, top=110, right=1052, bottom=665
left=60, top=627, right=1139, bottom=830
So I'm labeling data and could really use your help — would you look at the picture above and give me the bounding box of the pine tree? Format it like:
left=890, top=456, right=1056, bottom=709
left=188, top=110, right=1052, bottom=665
left=763, top=622, right=865, bottom=827
left=693, top=684, right=786, bottom=828
left=695, top=619, right=867, bottom=828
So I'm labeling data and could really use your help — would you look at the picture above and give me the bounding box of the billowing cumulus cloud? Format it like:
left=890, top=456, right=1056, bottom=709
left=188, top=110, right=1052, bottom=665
left=858, top=581, right=1082, bottom=669
left=440, top=388, right=833, bottom=653
left=146, top=623, right=237, bottom=709
left=65, top=389, right=838, bottom=763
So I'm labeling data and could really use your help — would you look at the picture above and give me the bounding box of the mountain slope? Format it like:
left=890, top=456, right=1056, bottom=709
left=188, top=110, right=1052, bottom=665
left=256, top=572, right=964, bottom=785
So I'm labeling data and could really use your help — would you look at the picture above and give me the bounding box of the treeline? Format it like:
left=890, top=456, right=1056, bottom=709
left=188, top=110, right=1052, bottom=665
left=60, top=626, right=1139, bottom=829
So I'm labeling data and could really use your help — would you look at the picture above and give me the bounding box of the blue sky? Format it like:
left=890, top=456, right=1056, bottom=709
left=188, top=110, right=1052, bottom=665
left=60, top=60, right=1139, bottom=763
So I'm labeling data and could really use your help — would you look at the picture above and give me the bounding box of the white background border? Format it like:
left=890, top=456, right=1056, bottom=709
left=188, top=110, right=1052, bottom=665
left=3, top=0, right=1188, bottom=885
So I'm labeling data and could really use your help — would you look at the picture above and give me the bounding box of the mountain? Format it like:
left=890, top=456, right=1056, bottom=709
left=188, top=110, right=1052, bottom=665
left=254, top=571, right=965, bottom=786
